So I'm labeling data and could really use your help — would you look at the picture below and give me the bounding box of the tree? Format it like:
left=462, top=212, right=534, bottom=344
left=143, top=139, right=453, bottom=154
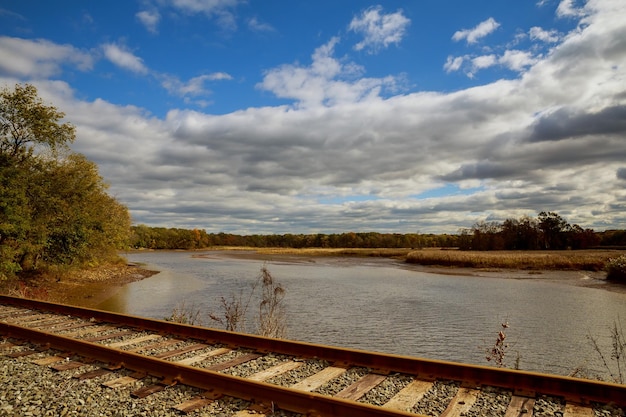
left=0, top=84, right=75, bottom=161
left=37, top=154, right=131, bottom=265
left=0, top=84, right=131, bottom=279
left=538, top=211, right=570, bottom=249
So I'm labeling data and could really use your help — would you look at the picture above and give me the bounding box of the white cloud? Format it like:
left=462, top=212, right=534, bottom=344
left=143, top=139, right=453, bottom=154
left=247, top=17, right=275, bottom=32
left=0, top=37, right=93, bottom=78
left=169, top=0, right=243, bottom=30
left=499, top=50, right=537, bottom=71
left=556, top=0, right=584, bottom=18
left=445, top=50, right=539, bottom=77
left=136, top=10, right=161, bottom=33
left=529, top=26, right=561, bottom=43
left=171, top=0, right=241, bottom=14
left=160, top=72, right=233, bottom=97
left=472, top=54, right=497, bottom=70
left=349, top=6, right=410, bottom=53
left=257, top=37, right=402, bottom=108
left=102, top=43, right=149, bottom=75
left=444, top=56, right=465, bottom=73
left=452, top=17, right=500, bottom=44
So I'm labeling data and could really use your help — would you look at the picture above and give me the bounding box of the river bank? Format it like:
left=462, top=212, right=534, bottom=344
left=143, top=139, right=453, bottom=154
left=0, top=263, right=158, bottom=308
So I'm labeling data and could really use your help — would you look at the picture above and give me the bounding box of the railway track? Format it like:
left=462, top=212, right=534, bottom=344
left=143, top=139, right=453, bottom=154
left=1, top=295, right=625, bottom=417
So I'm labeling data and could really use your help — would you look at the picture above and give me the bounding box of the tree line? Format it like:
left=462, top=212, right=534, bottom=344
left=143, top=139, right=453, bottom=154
left=129, top=225, right=459, bottom=250
left=130, top=220, right=625, bottom=251
left=0, top=84, right=131, bottom=280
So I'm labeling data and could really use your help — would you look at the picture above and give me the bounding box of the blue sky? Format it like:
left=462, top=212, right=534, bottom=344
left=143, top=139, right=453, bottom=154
left=1, top=0, right=625, bottom=233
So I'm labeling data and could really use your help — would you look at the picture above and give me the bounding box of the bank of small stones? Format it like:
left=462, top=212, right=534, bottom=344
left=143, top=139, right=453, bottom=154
left=2, top=341, right=625, bottom=416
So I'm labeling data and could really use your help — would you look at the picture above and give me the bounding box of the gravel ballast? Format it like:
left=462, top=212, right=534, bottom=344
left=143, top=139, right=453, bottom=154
left=2, top=340, right=624, bottom=416
left=0, top=346, right=298, bottom=417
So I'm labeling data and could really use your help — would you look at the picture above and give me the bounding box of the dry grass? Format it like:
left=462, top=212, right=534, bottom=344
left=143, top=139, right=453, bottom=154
left=210, top=246, right=625, bottom=271
left=406, top=248, right=626, bottom=271
left=216, top=247, right=415, bottom=258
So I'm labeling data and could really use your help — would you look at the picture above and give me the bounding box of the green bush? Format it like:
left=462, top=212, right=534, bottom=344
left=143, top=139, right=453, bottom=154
left=605, top=255, right=626, bottom=282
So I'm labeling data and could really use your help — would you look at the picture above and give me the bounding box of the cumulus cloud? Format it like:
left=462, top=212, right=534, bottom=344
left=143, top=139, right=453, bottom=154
left=102, top=43, right=149, bottom=75
left=2, top=0, right=626, bottom=233
left=349, top=6, right=410, bottom=53
left=444, top=56, right=465, bottom=73
left=556, top=0, right=585, bottom=18
left=0, top=37, right=93, bottom=77
left=446, top=50, right=536, bottom=77
left=257, top=37, right=402, bottom=108
left=160, top=72, right=233, bottom=102
left=528, top=105, right=626, bottom=142
left=472, top=54, right=497, bottom=70
left=499, top=50, right=537, bottom=71
left=452, top=17, right=500, bottom=44
left=529, top=26, right=561, bottom=43
left=136, top=9, right=161, bottom=33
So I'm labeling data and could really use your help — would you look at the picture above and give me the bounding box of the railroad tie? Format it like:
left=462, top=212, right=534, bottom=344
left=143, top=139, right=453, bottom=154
left=172, top=390, right=222, bottom=414
left=335, top=373, right=387, bottom=401
left=564, top=402, right=595, bottom=417
left=382, top=379, right=434, bottom=411
left=504, top=396, right=535, bottom=417
left=290, top=366, right=347, bottom=392
left=439, top=387, right=481, bottom=417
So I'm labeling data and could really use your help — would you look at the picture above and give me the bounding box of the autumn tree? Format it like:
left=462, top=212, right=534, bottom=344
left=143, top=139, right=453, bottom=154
left=0, top=84, right=75, bottom=161
left=0, top=84, right=131, bottom=279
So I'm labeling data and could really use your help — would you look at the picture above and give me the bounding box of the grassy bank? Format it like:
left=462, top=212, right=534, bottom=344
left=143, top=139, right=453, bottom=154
left=205, top=246, right=626, bottom=272
left=405, top=248, right=626, bottom=271
left=252, top=247, right=414, bottom=258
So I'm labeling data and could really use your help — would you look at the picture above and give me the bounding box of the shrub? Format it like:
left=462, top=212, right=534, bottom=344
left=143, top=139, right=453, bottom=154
left=605, top=255, right=626, bottom=282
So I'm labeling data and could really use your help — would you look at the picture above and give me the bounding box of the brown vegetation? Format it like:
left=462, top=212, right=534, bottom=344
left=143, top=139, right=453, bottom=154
left=252, top=247, right=413, bottom=258
left=406, top=248, right=625, bottom=271
left=167, top=265, right=287, bottom=338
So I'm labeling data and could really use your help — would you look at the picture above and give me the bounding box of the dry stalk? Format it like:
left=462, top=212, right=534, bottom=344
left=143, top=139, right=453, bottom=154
left=207, top=264, right=287, bottom=338
left=257, top=265, right=286, bottom=338
left=485, top=320, right=510, bottom=368
left=586, top=318, right=626, bottom=384
left=165, top=300, right=204, bottom=326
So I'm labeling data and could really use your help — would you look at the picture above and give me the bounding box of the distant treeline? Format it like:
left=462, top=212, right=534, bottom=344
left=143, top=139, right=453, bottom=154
left=129, top=225, right=458, bottom=250
left=458, top=212, right=624, bottom=251
left=130, top=213, right=626, bottom=251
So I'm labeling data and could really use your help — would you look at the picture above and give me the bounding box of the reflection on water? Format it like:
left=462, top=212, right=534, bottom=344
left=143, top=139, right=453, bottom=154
left=100, top=251, right=626, bottom=377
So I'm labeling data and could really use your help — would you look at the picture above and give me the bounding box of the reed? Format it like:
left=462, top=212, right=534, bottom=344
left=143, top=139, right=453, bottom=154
left=405, top=248, right=625, bottom=271
left=254, top=247, right=413, bottom=258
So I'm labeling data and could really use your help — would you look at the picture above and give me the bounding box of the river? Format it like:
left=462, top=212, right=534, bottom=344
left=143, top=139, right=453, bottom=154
left=98, top=251, right=626, bottom=378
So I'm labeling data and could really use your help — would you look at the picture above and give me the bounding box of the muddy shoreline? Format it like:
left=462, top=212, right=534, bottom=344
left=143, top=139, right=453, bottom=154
left=2, top=264, right=159, bottom=308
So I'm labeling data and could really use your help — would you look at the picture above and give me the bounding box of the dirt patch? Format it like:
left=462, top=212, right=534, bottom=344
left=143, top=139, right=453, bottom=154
left=1, top=264, right=159, bottom=308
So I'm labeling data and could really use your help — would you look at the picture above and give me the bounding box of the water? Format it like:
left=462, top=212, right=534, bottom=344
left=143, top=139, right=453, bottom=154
left=100, top=251, right=626, bottom=377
